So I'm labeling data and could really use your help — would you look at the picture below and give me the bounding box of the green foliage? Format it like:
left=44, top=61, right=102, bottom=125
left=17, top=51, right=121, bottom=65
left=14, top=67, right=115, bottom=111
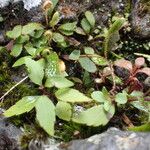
left=72, top=105, right=115, bottom=126
left=56, top=101, right=72, bottom=121
left=35, top=96, right=55, bottom=136
left=55, top=88, right=92, bottom=103
left=79, top=57, right=97, bottom=73
left=4, top=96, right=56, bottom=136
left=2, top=7, right=150, bottom=139
left=103, top=17, right=126, bottom=58
left=129, top=123, right=150, bottom=132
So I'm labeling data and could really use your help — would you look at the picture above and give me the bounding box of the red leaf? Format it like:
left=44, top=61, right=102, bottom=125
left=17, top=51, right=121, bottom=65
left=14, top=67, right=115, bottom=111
left=5, top=40, right=14, bottom=51
left=137, top=67, right=150, bottom=76
left=114, top=59, right=133, bottom=72
left=135, top=57, right=145, bottom=68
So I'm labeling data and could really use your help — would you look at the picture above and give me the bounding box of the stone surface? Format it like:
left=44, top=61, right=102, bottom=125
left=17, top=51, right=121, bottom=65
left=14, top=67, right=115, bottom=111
left=131, top=0, right=150, bottom=39
left=0, top=115, right=23, bottom=150
left=60, top=128, right=150, bottom=150
left=0, top=0, right=43, bottom=10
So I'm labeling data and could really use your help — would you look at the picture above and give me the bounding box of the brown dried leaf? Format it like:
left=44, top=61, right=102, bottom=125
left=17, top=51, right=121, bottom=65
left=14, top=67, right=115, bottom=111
left=135, top=57, right=145, bottom=68
left=114, top=59, right=133, bottom=72
left=5, top=40, right=14, bottom=51
left=137, top=67, right=150, bottom=76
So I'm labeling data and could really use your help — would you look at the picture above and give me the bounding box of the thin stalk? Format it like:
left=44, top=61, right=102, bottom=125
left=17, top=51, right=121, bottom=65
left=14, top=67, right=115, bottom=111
left=0, top=76, right=28, bottom=102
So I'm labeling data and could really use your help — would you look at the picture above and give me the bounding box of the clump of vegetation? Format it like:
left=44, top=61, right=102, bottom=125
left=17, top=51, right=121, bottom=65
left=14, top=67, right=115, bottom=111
left=0, top=0, right=150, bottom=146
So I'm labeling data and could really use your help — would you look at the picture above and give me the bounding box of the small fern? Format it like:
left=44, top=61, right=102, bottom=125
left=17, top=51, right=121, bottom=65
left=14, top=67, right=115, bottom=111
left=104, top=17, right=126, bottom=59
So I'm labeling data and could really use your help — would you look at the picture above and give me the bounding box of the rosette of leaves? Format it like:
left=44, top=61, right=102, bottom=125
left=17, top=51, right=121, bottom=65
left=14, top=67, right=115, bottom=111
left=114, top=57, right=150, bottom=92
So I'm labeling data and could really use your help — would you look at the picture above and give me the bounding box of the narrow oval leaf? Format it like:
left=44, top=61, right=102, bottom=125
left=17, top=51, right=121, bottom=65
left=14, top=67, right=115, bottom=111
left=10, top=44, right=23, bottom=57
left=50, top=11, right=60, bottom=28
left=53, top=32, right=65, bottom=43
left=35, top=96, right=55, bottom=136
left=25, top=59, right=44, bottom=85
left=91, top=91, right=106, bottom=103
left=69, top=50, right=80, bottom=60
left=22, top=23, right=43, bottom=35
left=55, top=88, right=92, bottom=103
left=24, top=43, right=36, bottom=56
left=4, top=96, right=37, bottom=117
left=85, top=11, right=95, bottom=28
left=45, top=53, right=59, bottom=77
left=81, top=18, right=91, bottom=34
left=13, top=56, right=32, bottom=67
left=84, top=47, right=94, bottom=55
left=72, top=105, right=110, bottom=126
left=6, top=25, right=22, bottom=39
left=79, top=57, right=97, bottom=73
left=58, top=22, right=77, bottom=32
left=115, top=91, right=128, bottom=104
left=45, top=77, right=74, bottom=88
left=56, top=101, right=72, bottom=121
left=91, top=56, right=108, bottom=66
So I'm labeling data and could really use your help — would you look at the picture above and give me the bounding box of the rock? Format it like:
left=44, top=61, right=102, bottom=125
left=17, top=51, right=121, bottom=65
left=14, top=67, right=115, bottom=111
left=28, top=138, right=60, bottom=150
left=0, top=0, right=44, bottom=33
left=0, top=115, right=23, bottom=150
left=0, top=0, right=43, bottom=11
left=131, top=0, right=150, bottom=39
left=61, top=128, right=150, bottom=150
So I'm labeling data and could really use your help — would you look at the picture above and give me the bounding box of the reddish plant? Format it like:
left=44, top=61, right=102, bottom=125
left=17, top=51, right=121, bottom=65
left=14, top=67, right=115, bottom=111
left=114, top=57, right=150, bottom=93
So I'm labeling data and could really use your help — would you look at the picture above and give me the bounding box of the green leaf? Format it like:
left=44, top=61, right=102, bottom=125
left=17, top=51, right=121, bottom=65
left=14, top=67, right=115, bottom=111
left=75, top=27, right=86, bottom=35
left=16, top=35, right=29, bottom=43
left=56, top=101, right=72, bottom=121
left=91, top=91, right=106, bottom=103
left=53, top=32, right=65, bottom=43
left=58, top=22, right=77, bottom=36
left=85, top=11, right=95, bottom=28
left=25, top=59, right=44, bottom=85
left=81, top=18, right=91, bottom=34
left=55, top=88, right=92, bottom=103
left=91, top=56, right=108, bottom=66
left=10, top=44, right=23, bottom=57
left=79, top=57, right=97, bottom=73
left=131, top=101, right=149, bottom=113
left=6, top=25, right=22, bottom=39
left=104, top=17, right=126, bottom=57
left=35, top=96, right=55, bottom=136
left=50, top=11, right=60, bottom=28
left=45, top=77, right=74, bottom=88
left=4, top=96, right=37, bottom=117
left=72, top=105, right=111, bottom=126
left=128, top=123, right=150, bottom=132
left=69, top=50, right=80, bottom=60
left=22, top=23, right=43, bottom=35
left=58, top=22, right=77, bottom=32
left=24, top=43, right=36, bottom=56
left=115, top=91, right=128, bottom=104
left=45, top=53, right=60, bottom=77
left=51, top=0, right=58, bottom=7
left=84, top=47, right=94, bottom=55
left=59, top=30, right=74, bottom=36
left=13, top=56, right=32, bottom=67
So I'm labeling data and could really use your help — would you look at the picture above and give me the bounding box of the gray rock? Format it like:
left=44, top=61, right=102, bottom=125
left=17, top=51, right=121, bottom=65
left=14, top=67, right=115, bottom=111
left=61, top=128, right=150, bottom=150
left=131, top=0, right=150, bottom=39
left=0, top=0, right=43, bottom=10
left=0, top=116, right=23, bottom=150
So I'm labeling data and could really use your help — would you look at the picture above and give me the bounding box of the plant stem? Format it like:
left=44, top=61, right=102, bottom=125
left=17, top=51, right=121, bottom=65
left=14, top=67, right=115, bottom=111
left=0, top=76, right=29, bottom=102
